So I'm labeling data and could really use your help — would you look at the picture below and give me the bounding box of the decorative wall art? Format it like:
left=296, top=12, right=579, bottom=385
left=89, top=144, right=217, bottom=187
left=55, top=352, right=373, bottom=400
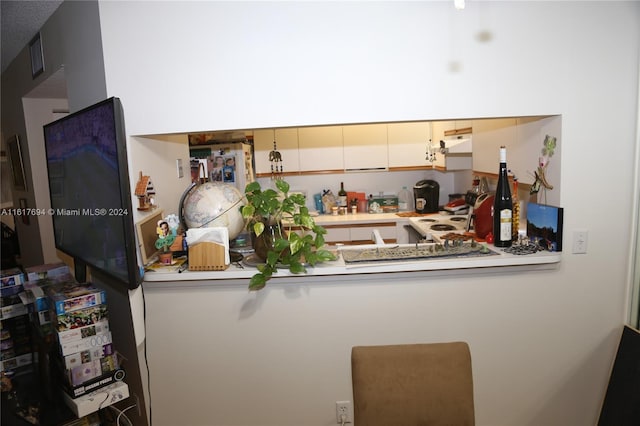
left=7, top=135, right=27, bottom=191
left=29, top=32, right=44, bottom=78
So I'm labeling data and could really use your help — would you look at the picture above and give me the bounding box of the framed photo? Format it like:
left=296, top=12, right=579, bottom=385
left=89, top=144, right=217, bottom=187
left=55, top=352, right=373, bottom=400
left=526, top=202, right=564, bottom=252
left=29, top=32, right=44, bottom=78
left=136, top=209, right=164, bottom=265
left=7, top=135, right=27, bottom=191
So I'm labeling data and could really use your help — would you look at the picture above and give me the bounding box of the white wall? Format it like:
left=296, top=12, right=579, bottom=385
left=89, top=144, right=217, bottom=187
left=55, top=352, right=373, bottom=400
left=0, top=0, right=107, bottom=267
left=98, top=1, right=639, bottom=425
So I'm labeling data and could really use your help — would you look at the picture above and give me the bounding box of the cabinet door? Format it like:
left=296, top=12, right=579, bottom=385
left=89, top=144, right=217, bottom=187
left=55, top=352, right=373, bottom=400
left=387, top=122, right=431, bottom=168
left=343, top=123, right=388, bottom=170
left=350, top=223, right=397, bottom=243
left=323, top=226, right=351, bottom=243
left=471, top=118, right=517, bottom=174
left=298, top=126, right=344, bottom=172
left=253, top=128, right=299, bottom=176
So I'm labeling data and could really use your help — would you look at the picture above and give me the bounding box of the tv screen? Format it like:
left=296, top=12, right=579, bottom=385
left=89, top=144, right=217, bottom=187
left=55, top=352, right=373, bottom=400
left=43, top=97, right=141, bottom=289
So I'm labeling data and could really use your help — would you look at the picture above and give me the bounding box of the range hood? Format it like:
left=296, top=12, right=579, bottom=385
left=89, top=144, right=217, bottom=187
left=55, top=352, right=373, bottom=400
left=439, top=136, right=472, bottom=155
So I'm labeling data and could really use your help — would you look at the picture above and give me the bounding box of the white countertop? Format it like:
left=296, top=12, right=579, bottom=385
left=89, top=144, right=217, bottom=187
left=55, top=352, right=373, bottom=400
left=298, top=212, right=409, bottom=226
left=143, top=242, right=561, bottom=284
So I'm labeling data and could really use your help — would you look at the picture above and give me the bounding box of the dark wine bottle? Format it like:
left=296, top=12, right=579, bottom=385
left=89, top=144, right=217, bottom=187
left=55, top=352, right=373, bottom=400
left=493, top=146, right=513, bottom=247
left=338, top=182, right=347, bottom=207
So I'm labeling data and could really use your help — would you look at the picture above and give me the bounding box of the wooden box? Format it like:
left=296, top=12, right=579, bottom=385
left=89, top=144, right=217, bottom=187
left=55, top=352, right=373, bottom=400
left=188, top=242, right=228, bottom=271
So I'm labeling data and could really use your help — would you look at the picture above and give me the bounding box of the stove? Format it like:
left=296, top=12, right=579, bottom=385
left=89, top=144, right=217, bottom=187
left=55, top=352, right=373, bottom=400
left=408, top=214, right=470, bottom=240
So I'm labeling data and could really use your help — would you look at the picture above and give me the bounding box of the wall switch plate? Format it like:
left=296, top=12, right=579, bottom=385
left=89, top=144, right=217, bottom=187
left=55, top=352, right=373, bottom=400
left=176, top=159, right=183, bottom=178
left=572, top=229, right=588, bottom=254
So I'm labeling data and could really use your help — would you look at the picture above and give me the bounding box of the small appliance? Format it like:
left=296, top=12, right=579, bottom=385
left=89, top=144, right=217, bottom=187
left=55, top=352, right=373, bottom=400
left=413, top=179, right=439, bottom=213
left=473, top=192, right=495, bottom=239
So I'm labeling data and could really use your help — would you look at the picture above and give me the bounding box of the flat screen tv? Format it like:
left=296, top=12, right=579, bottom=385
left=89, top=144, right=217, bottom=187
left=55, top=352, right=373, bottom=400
left=43, top=97, right=141, bottom=289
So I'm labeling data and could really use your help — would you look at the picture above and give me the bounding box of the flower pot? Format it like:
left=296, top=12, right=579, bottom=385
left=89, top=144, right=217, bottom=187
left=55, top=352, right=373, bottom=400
left=158, top=251, right=173, bottom=265
left=250, top=223, right=281, bottom=262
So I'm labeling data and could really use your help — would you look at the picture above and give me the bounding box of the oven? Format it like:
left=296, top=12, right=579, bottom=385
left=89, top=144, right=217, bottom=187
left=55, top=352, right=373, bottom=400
left=408, top=214, right=470, bottom=241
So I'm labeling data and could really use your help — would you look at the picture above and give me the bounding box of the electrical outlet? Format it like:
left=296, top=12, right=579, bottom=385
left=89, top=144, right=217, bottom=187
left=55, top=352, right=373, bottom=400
left=335, top=400, right=353, bottom=424
left=572, top=229, right=588, bottom=254
left=176, top=159, right=184, bottom=178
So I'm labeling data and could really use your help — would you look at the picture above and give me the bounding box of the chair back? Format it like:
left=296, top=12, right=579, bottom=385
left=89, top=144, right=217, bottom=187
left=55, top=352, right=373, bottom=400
left=351, top=342, right=474, bottom=426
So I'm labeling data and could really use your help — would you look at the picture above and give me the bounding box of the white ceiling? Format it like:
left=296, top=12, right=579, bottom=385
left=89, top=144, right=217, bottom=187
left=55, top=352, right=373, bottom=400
left=1, top=0, right=66, bottom=98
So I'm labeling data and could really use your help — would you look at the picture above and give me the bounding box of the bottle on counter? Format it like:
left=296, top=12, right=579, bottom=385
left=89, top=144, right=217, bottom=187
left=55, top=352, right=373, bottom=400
left=471, top=176, right=480, bottom=195
left=493, top=146, right=513, bottom=247
left=398, top=186, right=412, bottom=212
left=511, top=175, right=520, bottom=241
left=338, top=182, right=347, bottom=207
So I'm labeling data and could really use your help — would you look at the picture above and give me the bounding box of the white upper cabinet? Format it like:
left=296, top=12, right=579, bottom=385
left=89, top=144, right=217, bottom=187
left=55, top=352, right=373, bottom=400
left=342, top=123, right=388, bottom=170
left=471, top=118, right=517, bottom=175
left=387, top=122, right=431, bottom=168
left=298, top=125, right=344, bottom=172
left=253, top=128, right=300, bottom=176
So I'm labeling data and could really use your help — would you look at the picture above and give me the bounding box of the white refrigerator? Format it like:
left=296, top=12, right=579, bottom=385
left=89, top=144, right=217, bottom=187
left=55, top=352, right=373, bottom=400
left=189, top=139, right=255, bottom=193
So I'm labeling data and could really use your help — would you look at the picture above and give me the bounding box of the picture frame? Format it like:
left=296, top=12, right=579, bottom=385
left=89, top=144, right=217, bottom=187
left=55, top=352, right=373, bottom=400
left=29, top=32, right=44, bottom=78
left=7, top=135, right=27, bottom=191
left=526, top=202, right=564, bottom=252
left=136, top=209, right=164, bottom=265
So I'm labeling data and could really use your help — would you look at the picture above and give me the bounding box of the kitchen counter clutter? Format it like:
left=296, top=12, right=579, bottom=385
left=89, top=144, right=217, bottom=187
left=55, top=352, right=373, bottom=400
left=142, top=240, right=561, bottom=285
left=143, top=211, right=561, bottom=286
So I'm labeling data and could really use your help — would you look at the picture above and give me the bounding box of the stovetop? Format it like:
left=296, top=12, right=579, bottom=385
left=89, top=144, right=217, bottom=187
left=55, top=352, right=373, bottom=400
left=408, top=213, right=470, bottom=239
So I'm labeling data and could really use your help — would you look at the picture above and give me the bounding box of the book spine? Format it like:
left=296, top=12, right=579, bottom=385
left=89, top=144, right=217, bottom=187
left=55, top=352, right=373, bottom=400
left=57, top=320, right=110, bottom=345
left=0, top=352, right=33, bottom=371
left=0, top=271, right=24, bottom=287
left=64, top=343, right=114, bottom=370
left=0, top=303, right=27, bottom=320
left=61, top=367, right=126, bottom=398
left=59, top=331, right=112, bottom=357
left=54, top=304, right=109, bottom=332
left=53, top=290, right=107, bottom=316
left=67, top=354, right=119, bottom=386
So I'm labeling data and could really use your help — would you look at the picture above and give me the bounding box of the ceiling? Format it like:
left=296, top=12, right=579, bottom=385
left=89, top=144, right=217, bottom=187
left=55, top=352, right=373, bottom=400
left=1, top=0, right=66, bottom=97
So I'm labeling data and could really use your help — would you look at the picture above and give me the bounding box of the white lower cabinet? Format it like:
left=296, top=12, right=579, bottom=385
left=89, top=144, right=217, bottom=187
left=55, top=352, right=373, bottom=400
left=324, top=222, right=397, bottom=244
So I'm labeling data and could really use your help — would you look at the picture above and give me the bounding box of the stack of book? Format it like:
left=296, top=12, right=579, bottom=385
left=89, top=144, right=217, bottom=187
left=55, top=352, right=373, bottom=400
left=46, top=280, right=125, bottom=398
left=20, top=263, right=73, bottom=341
left=1, top=267, right=32, bottom=372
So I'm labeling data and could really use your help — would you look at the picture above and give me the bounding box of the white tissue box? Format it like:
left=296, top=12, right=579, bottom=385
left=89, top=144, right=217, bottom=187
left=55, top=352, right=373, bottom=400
left=186, top=227, right=230, bottom=271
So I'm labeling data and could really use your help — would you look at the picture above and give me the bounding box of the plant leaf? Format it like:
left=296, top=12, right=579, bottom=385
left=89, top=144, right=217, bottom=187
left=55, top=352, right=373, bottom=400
left=266, top=250, right=280, bottom=266
left=314, top=233, right=325, bottom=248
left=245, top=181, right=260, bottom=194
left=290, top=237, right=304, bottom=255
left=275, top=179, right=290, bottom=193
left=253, top=221, right=265, bottom=237
left=316, top=249, right=337, bottom=262
left=288, top=262, right=307, bottom=274
left=242, top=204, right=255, bottom=219
left=290, top=193, right=306, bottom=205
left=249, top=274, right=266, bottom=291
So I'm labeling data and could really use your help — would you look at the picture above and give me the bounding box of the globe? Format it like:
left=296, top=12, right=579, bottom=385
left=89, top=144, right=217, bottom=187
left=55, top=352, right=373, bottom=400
left=181, top=182, right=246, bottom=240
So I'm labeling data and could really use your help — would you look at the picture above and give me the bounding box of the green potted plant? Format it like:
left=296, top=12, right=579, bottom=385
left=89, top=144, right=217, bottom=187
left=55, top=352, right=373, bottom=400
left=155, top=221, right=176, bottom=265
left=242, top=179, right=336, bottom=291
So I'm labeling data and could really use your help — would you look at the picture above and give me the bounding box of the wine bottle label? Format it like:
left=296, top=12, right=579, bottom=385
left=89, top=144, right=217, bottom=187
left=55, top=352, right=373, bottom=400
left=338, top=195, right=347, bottom=207
left=499, top=209, right=512, bottom=241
